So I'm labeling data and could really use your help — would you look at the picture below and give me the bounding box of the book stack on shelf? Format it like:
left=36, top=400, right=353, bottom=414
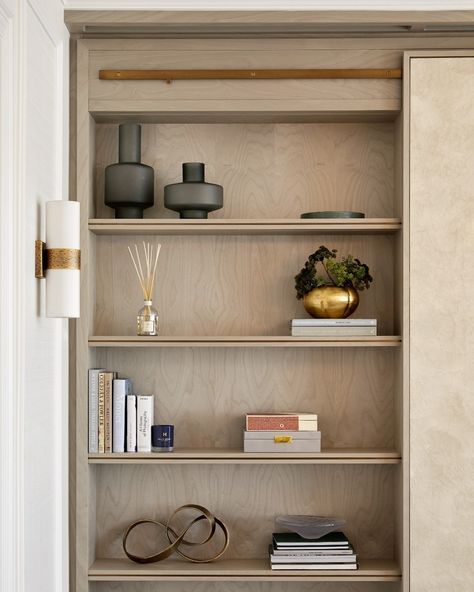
left=88, top=369, right=154, bottom=453
left=270, top=532, right=358, bottom=570
left=291, top=318, right=377, bottom=336
left=244, top=413, right=321, bottom=453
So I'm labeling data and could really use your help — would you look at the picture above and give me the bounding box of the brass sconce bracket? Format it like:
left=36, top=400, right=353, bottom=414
left=35, top=240, right=81, bottom=279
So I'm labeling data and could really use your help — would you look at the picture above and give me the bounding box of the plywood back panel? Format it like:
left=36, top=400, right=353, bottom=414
left=87, top=42, right=401, bottom=108
left=94, top=235, right=395, bottom=336
left=94, top=123, right=394, bottom=219
left=94, top=464, right=394, bottom=560
left=95, top=347, right=394, bottom=450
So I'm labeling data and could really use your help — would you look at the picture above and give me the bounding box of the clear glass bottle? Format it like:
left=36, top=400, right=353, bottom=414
left=137, top=300, right=158, bottom=336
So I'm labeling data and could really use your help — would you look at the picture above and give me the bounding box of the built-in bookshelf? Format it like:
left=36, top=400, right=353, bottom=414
left=71, top=31, right=408, bottom=592
left=88, top=448, right=402, bottom=464
left=88, top=557, right=402, bottom=582
left=89, top=218, right=402, bottom=235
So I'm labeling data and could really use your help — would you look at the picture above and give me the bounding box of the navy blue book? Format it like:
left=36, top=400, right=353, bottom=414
left=273, top=532, right=350, bottom=548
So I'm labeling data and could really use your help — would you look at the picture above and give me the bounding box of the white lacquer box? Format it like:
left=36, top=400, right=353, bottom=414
left=243, top=431, right=321, bottom=453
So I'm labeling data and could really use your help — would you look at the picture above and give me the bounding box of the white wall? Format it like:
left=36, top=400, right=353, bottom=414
left=0, top=1, right=69, bottom=592
left=63, top=1, right=474, bottom=10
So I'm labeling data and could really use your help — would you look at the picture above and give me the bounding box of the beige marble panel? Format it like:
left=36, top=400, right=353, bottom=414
left=410, top=57, right=474, bottom=591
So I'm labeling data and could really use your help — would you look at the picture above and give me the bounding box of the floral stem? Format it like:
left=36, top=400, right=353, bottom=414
left=321, top=261, right=336, bottom=286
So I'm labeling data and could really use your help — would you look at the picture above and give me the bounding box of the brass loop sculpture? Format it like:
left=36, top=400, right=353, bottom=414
left=123, top=504, right=230, bottom=564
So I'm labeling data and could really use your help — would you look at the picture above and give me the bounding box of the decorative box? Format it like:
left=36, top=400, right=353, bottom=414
left=243, top=430, right=321, bottom=453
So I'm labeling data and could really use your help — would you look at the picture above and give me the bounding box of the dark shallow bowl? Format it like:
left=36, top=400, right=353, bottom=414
left=276, top=515, right=346, bottom=539
left=301, top=211, right=365, bottom=219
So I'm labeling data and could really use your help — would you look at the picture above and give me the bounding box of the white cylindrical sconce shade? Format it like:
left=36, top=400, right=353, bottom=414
left=45, top=200, right=80, bottom=318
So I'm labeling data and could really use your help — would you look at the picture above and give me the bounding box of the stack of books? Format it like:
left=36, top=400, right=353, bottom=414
left=269, top=532, right=357, bottom=570
left=244, top=413, right=321, bottom=453
left=88, top=368, right=154, bottom=454
left=291, top=318, right=377, bottom=336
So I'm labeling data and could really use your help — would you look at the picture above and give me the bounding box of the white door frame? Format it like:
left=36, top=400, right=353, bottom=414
left=0, top=1, right=69, bottom=591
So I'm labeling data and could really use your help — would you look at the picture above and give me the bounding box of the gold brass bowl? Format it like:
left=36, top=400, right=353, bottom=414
left=303, top=286, right=359, bottom=319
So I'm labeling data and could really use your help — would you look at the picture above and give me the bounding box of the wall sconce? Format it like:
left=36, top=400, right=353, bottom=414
left=35, top=201, right=80, bottom=318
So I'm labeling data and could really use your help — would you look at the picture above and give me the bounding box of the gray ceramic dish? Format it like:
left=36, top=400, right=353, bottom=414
left=301, top=211, right=365, bottom=219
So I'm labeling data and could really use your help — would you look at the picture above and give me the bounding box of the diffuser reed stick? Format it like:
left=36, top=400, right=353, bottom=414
left=128, top=242, right=161, bottom=301
left=128, top=242, right=161, bottom=336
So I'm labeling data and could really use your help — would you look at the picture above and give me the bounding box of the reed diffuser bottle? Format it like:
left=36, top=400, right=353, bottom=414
left=128, top=242, right=161, bottom=336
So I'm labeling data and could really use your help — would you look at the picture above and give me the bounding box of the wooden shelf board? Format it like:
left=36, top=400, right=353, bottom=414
left=88, top=558, right=401, bottom=582
left=89, top=218, right=402, bottom=236
left=90, top=103, right=401, bottom=124
left=88, top=448, right=401, bottom=465
left=88, top=335, right=401, bottom=348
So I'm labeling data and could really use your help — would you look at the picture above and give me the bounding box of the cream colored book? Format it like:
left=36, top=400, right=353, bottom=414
left=103, top=371, right=116, bottom=454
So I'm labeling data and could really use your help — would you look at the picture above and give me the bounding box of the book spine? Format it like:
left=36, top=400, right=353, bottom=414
left=98, top=372, right=106, bottom=454
left=88, top=369, right=104, bottom=454
left=291, top=319, right=377, bottom=327
left=271, top=563, right=357, bottom=571
left=113, top=379, right=132, bottom=453
left=126, top=395, right=137, bottom=452
left=104, top=372, right=115, bottom=453
left=291, top=327, right=377, bottom=336
left=246, top=416, right=317, bottom=431
left=137, top=395, right=154, bottom=452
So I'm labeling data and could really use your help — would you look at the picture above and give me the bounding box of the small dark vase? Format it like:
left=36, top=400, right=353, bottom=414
left=164, top=163, right=223, bottom=219
left=104, top=123, right=154, bottom=219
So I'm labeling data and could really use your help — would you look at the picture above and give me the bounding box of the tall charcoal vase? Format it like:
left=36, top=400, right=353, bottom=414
left=105, top=123, right=154, bottom=218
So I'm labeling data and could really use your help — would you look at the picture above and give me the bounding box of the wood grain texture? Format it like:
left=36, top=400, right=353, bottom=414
left=88, top=44, right=400, bottom=115
left=88, top=449, right=401, bottom=465
left=88, top=558, right=400, bottom=581
left=89, top=583, right=400, bottom=592
left=64, top=10, right=474, bottom=33
left=89, top=218, right=402, bottom=236
left=89, top=582, right=400, bottom=592
left=94, top=465, right=395, bottom=561
left=88, top=45, right=399, bottom=113
left=409, top=54, right=474, bottom=592
left=72, top=38, right=407, bottom=592
left=89, top=48, right=403, bottom=70
left=94, top=122, right=394, bottom=220
left=88, top=336, right=401, bottom=348
left=94, top=347, right=395, bottom=450
left=77, top=37, right=474, bottom=52
left=392, top=112, right=405, bottom=578
left=90, top=79, right=400, bottom=103
left=93, top=235, right=395, bottom=336
left=91, top=110, right=400, bottom=125
left=90, top=49, right=403, bottom=72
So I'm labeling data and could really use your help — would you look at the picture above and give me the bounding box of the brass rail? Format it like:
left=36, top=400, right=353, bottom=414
left=99, top=68, right=402, bottom=82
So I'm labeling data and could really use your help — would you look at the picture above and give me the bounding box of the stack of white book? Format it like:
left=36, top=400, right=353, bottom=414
left=88, top=369, right=154, bottom=454
left=270, top=532, right=357, bottom=570
left=291, top=319, right=377, bottom=337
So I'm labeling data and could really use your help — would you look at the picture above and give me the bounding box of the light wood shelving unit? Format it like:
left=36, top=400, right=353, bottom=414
left=89, top=335, right=401, bottom=347
left=67, top=21, right=432, bottom=592
left=89, top=557, right=401, bottom=582
left=89, top=448, right=401, bottom=465
left=89, top=218, right=402, bottom=235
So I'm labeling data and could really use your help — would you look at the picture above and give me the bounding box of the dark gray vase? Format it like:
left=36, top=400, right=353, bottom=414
left=104, top=123, right=154, bottom=219
left=164, top=163, right=223, bottom=219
